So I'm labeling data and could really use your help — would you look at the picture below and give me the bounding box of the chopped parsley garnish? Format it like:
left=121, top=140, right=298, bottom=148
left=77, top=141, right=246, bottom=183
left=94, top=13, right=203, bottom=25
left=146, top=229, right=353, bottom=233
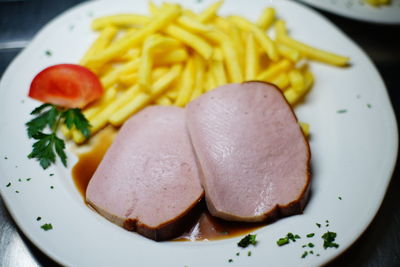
left=45, top=50, right=52, bottom=56
left=338, top=196, right=342, bottom=200
left=50, top=186, right=54, bottom=189
left=15, top=191, right=19, bottom=193
left=367, top=103, right=372, bottom=108
left=4, top=157, right=7, bottom=159
left=228, top=259, right=233, bottom=263
left=36, top=217, right=41, bottom=221
left=308, top=243, right=314, bottom=248
left=306, top=233, right=315, bottom=238
left=248, top=251, right=252, bottom=256
left=316, top=223, right=321, bottom=228
left=301, top=251, right=308, bottom=258
left=26, top=178, right=32, bottom=181
left=309, top=250, right=314, bottom=254
left=238, top=234, right=257, bottom=248
left=337, top=109, right=347, bottom=114
left=6, top=182, right=11, bottom=187
left=277, top=237, right=289, bottom=246
left=236, top=252, right=240, bottom=256
left=302, top=244, right=307, bottom=248
left=41, top=223, right=53, bottom=231
left=322, top=231, right=339, bottom=249
left=18, top=178, right=22, bottom=182
left=26, top=104, right=90, bottom=169
left=49, top=173, right=54, bottom=176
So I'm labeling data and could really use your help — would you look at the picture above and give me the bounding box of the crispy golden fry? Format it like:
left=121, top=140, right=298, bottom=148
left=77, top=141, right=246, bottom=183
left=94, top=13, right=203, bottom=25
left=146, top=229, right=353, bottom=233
left=257, top=59, right=292, bottom=81
left=155, top=96, right=172, bottom=105
left=91, top=14, right=150, bottom=30
left=100, top=58, right=140, bottom=88
left=190, top=53, right=206, bottom=101
left=270, top=72, right=290, bottom=90
left=277, top=43, right=301, bottom=62
left=86, top=4, right=181, bottom=67
left=163, top=24, right=213, bottom=60
left=278, top=34, right=349, bottom=66
left=109, top=64, right=183, bottom=125
left=211, top=52, right=227, bottom=86
left=244, top=33, right=259, bottom=80
left=80, top=26, right=118, bottom=66
left=198, top=0, right=224, bottom=23
left=275, top=20, right=349, bottom=66
left=289, top=69, right=305, bottom=93
left=177, top=15, right=212, bottom=33
left=154, top=48, right=189, bottom=65
left=257, top=7, right=275, bottom=31
left=299, top=122, right=310, bottom=137
left=112, top=48, right=141, bottom=62
left=175, top=58, right=195, bottom=106
left=229, top=15, right=279, bottom=61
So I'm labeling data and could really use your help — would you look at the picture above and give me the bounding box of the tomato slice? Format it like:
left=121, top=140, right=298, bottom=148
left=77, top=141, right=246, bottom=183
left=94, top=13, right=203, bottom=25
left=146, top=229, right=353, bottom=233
left=29, top=64, right=103, bottom=108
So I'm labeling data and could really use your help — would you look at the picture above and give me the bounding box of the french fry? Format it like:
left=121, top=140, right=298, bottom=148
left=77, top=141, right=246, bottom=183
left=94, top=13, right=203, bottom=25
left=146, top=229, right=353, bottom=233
left=91, top=14, right=150, bottom=30
left=190, top=53, right=206, bottom=101
left=229, top=15, right=279, bottom=61
left=299, top=122, right=310, bottom=137
left=163, top=24, right=213, bottom=60
left=175, top=58, right=195, bottom=106
left=154, top=48, right=189, bottom=65
left=277, top=43, right=301, bottom=63
left=257, top=7, right=275, bottom=31
left=288, top=69, right=305, bottom=93
left=86, top=4, right=181, bottom=67
left=198, top=0, right=224, bottom=23
left=155, top=96, right=172, bottom=106
left=270, top=72, right=290, bottom=90
left=257, top=59, right=292, bottom=81
left=245, top=33, right=259, bottom=80
left=109, top=64, right=182, bottom=125
left=80, top=26, right=118, bottom=66
left=100, top=58, right=140, bottom=88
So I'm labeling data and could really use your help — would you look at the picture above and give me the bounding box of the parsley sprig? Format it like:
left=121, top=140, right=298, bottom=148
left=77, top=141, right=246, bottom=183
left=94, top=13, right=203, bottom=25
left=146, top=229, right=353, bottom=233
left=26, top=103, right=90, bottom=169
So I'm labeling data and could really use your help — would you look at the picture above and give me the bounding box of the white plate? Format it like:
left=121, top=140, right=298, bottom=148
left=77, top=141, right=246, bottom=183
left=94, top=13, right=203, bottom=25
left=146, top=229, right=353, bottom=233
left=0, top=0, right=398, bottom=266
left=298, top=0, right=400, bottom=24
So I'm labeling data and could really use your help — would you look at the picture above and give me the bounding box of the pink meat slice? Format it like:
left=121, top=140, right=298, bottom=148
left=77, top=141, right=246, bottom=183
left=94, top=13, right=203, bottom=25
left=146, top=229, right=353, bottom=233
left=186, top=82, right=311, bottom=222
left=86, top=106, right=204, bottom=240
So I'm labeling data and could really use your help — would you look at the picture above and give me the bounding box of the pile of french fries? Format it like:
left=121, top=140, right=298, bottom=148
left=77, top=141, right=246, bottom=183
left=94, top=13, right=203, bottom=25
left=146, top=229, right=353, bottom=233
left=64, top=1, right=349, bottom=144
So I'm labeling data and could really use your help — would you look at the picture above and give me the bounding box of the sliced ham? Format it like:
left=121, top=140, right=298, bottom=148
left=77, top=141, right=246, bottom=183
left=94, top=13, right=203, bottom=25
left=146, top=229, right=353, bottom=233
left=186, top=82, right=311, bottom=222
left=86, top=106, right=204, bottom=241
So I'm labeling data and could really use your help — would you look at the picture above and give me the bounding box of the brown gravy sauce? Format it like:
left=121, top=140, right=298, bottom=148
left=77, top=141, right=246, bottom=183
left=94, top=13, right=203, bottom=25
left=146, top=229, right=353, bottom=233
left=72, top=128, right=266, bottom=241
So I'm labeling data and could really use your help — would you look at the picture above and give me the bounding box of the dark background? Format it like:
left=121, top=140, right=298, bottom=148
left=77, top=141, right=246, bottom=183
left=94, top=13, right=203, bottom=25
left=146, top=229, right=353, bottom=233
left=0, top=0, right=399, bottom=266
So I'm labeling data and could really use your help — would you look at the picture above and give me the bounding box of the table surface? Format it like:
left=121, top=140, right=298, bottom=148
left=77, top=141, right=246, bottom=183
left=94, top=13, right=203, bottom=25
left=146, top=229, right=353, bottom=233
left=0, top=1, right=399, bottom=266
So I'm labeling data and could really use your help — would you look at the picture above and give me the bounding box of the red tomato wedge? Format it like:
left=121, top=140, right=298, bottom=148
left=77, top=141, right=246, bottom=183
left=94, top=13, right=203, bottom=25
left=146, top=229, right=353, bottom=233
left=29, top=64, right=103, bottom=108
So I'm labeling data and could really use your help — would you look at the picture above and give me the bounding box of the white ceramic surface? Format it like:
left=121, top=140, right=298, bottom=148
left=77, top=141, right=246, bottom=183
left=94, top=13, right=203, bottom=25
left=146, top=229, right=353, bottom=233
left=0, top=0, right=398, bottom=266
left=298, top=0, right=400, bottom=24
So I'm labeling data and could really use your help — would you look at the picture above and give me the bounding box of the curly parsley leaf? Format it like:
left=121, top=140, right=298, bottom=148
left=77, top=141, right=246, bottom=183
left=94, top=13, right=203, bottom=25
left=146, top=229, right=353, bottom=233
left=41, top=223, right=53, bottom=231
left=322, top=231, right=339, bottom=249
left=28, top=133, right=66, bottom=169
left=26, top=104, right=59, bottom=138
left=61, top=108, right=90, bottom=138
left=238, top=234, right=257, bottom=248
left=26, top=104, right=91, bottom=169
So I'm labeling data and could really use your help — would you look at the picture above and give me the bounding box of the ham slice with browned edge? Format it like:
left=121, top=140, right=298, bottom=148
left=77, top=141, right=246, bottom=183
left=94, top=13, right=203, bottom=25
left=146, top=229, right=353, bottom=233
left=186, top=82, right=311, bottom=222
left=86, top=106, right=204, bottom=241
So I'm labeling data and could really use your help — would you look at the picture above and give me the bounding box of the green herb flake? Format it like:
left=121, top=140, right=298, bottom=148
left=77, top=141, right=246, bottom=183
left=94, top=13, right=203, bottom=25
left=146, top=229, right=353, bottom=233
left=367, top=103, right=372, bottom=109
left=238, top=234, right=257, bottom=248
left=301, top=251, right=308, bottom=258
left=316, top=223, right=321, bottom=228
left=4, top=157, right=8, bottom=160
left=322, top=231, right=339, bottom=249
left=337, top=109, right=347, bottom=114
left=302, top=244, right=307, bottom=248
left=308, top=243, right=315, bottom=248
left=18, top=178, right=22, bottom=182
left=277, top=237, right=289, bottom=246
left=309, top=250, right=314, bottom=254
left=6, top=182, right=11, bottom=187
left=41, top=223, right=53, bottom=231
left=45, top=50, right=52, bottom=57
left=306, top=233, right=315, bottom=238
left=36, top=217, right=41, bottom=221
left=295, top=234, right=301, bottom=239
left=26, top=178, right=32, bottom=181
left=317, top=254, right=320, bottom=256
left=49, top=173, right=54, bottom=176
left=50, top=186, right=54, bottom=189
left=15, top=191, right=19, bottom=193
left=338, top=196, right=342, bottom=200
left=236, top=252, right=240, bottom=256
left=248, top=251, right=252, bottom=256
left=228, top=259, right=233, bottom=263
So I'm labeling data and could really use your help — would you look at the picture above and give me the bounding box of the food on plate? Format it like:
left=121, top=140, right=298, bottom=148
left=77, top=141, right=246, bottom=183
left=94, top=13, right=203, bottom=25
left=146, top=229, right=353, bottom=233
left=29, top=64, right=103, bottom=108
left=26, top=64, right=102, bottom=168
left=364, top=0, right=391, bottom=6
left=65, top=0, right=349, bottom=144
left=186, top=82, right=310, bottom=222
left=86, top=106, right=204, bottom=241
